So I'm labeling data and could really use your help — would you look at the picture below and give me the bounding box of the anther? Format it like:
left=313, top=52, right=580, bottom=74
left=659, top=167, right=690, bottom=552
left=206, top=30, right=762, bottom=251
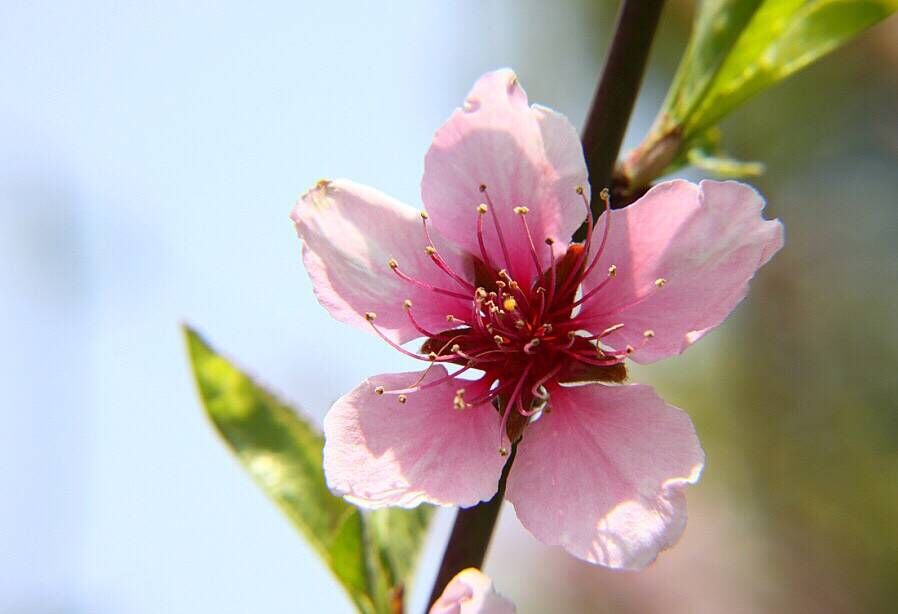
left=655, top=278, right=667, bottom=287
left=420, top=211, right=429, bottom=220
left=477, top=203, right=488, bottom=214
left=475, top=287, right=487, bottom=299
left=387, top=258, right=399, bottom=269
left=425, top=245, right=437, bottom=255
left=427, top=351, right=438, bottom=361
left=513, top=206, right=529, bottom=215
left=398, top=394, right=408, bottom=404
left=374, top=386, right=385, bottom=395
left=608, top=264, right=617, bottom=277
left=644, top=330, right=655, bottom=338
left=499, top=447, right=509, bottom=457
left=524, top=338, right=540, bottom=353
left=626, top=344, right=636, bottom=354
left=575, top=185, right=584, bottom=195
left=545, top=237, right=555, bottom=246
left=515, top=320, right=526, bottom=329
left=403, top=299, right=412, bottom=310
left=493, top=335, right=505, bottom=345
left=600, top=187, right=610, bottom=201
left=479, top=184, right=487, bottom=193
left=365, top=312, right=377, bottom=321
left=503, top=297, right=517, bottom=311
left=453, top=389, right=466, bottom=410
left=446, top=314, right=457, bottom=322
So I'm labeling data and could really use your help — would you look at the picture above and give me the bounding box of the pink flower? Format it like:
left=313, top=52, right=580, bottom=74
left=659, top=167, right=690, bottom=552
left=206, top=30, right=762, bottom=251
left=430, top=568, right=515, bottom=614
left=291, top=69, right=783, bottom=569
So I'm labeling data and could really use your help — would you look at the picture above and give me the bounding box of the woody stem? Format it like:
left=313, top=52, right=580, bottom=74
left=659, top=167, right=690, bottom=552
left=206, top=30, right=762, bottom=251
left=426, top=1, right=666, bottom=609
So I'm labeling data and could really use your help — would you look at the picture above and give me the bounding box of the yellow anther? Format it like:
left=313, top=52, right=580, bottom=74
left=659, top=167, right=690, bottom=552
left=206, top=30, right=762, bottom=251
left=450, top=344, right=461, bottom=353
left=365, top=312, right=377, bottom=322
left=425, top=245, right=437, bottom=255
left=600, top=188, right=610, bottom=201
left=453, top=389, right=466, bottom=410
left=427, top=351, right=437, bottom=361
left=495, top=280, right=506, bottom=289
left=374, top=386, right=385, bottom=395
left=503, top=297, right=517, bottom=311
left=644, top=330, right=655, bottom=338
left=508, top=280, right=519, bottom=290
left=499, top=447, right=509, bottom=457
left=655, top=278, right=667, bottom=287
left=575, top=185, right=584, bottom=195
left=493, top=335, right=505, bottom=345
left=420, top=211, right=429, bottom=220
left=446, top=314, right=457, bottom=322
left=475, top=287, right=487, bottom=299
left=387, top=258, right=399, bottom=269
left=513, top=206, right=529, bottom=215
left=477, top=203, right=488, bottom=214
left=608, top=264, right=617, bottom=277
left=398, top=394, right=408, bottom=404
left=403, top=299, right=413, bottom=310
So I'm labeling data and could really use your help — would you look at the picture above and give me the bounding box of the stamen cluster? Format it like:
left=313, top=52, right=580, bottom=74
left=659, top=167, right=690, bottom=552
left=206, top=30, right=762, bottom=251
left=365, top=185, right=663, bottom=455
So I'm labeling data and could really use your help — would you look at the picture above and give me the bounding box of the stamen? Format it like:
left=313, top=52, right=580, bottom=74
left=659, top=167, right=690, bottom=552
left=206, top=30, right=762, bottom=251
left=496, top=362, right=534, bottom=454
left=475, top=204, right=494, bottom=269
left=481, top=186, right=513, bottom=272
left=515, top=205, right=544, bottom=279
left=654, top=278, right=667, bottom=287
left=579, top=188, right=613, bottom=283
left=420, top=215, right=476, bottom=292
left=388, top=258, right=470, bottom=300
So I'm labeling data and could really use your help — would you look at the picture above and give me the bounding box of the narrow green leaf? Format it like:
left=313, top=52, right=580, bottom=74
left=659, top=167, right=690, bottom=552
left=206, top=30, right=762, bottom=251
left=184, top=325, right=434, bottom=614
left=183, top=326, right=377, bottom=614
left=369, top=506, right=434, bottom=590
left=688, top=0, right=898, bottom=135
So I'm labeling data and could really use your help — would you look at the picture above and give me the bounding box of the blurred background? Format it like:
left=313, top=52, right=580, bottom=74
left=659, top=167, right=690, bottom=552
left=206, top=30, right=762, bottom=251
left=2, top=1, right=896, bottom=612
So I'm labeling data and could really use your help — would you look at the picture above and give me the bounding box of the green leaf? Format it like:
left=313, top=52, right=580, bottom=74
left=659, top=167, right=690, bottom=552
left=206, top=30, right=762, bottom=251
left=184, top=325, right=433, bottom=613
left=626, top=0, right=896, bottom=187
left=686, top=0, right=898, bottom=136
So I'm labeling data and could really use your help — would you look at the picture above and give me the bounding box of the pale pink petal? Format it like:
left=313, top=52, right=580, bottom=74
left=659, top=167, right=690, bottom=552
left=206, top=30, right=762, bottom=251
left=422, top=69, right=588, bottom=283
left=291, top=179, right=473, bottom=344
left=576, top=180, right=784, bottom=363
left=430, top=568, right=516, bottom=614
left=506, top=383, right=704, bottom=569
left=323, top=367, right=507, bottom=508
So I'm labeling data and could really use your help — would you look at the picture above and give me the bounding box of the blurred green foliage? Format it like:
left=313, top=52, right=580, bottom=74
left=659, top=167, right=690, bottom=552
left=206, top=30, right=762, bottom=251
left=184, top=326, right=432, bottom=614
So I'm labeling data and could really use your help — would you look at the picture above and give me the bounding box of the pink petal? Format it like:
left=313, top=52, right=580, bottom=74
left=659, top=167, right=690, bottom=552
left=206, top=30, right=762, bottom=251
left=577, top=180, right=784, bottom=363
left=506, top=383, right=704, bottom=569
left=422, top=69, right=588, bottom=283
left=291, top=179, right=473, bottom=344
left=430, top=568, right=516, bottom=614
left=323, top=367, right=507, bottom=508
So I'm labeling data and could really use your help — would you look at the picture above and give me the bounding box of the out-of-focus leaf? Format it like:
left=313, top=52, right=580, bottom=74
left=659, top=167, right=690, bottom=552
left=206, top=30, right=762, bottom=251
left=687, top=146, right=766, bottom=177
left=184, top=326, right=433, bottom=614
left=369, top=506, right=433, bottom=590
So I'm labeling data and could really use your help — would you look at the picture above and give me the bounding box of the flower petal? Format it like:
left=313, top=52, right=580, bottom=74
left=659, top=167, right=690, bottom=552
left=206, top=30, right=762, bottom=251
left=323, top=367, right=507, bottom=508
left=291, top=179, right=473, bottom=344
left=422, top=69, right=588, bottom=283
left=506, top=383, right=704, bottom=569
left=430, top=568, right=516, bottom=614
left=576, top=179, right=784, bottom=363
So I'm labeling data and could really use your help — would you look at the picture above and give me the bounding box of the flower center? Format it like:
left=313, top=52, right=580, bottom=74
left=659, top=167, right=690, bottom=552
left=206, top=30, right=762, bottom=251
left=366, top=185, right=662, bottom=454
